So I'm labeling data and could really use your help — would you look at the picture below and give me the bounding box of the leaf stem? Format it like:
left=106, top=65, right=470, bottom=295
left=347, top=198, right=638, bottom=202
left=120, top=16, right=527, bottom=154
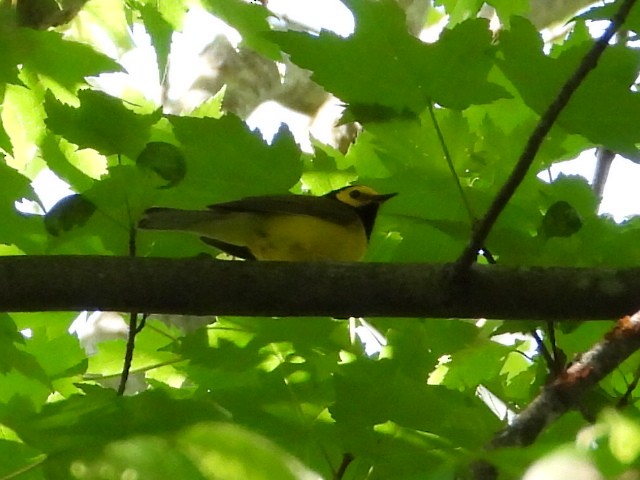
left=84, top=358, right=185, bottom=381
left=427, top=102, right=476, bottom=225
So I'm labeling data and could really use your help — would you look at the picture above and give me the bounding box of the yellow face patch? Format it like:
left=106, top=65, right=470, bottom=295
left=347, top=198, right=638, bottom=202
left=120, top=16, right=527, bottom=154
left=334, top=186, right=383, bottom=208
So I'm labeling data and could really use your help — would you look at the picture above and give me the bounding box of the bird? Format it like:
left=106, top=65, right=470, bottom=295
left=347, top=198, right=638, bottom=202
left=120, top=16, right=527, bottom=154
left=138, top=185, right=396, bottom=261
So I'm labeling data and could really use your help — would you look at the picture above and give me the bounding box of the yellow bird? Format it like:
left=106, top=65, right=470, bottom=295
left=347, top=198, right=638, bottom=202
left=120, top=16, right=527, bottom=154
left=138, top=185, right=396, bottom=261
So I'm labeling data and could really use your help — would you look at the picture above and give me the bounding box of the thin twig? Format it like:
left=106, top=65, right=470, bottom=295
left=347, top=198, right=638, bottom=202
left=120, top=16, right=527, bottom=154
left=117, top=311, right=139, bottom=396
left=618, top=365, right=640, bottom=408
left=333, top=453, right=354, bottom=480
left=117, top=220, right=142, bottom=396
left=427, top=102, right=476, bottom=225
left=546, top=321, right=563, bottom=374
left=530, top=329, right=555, bottom=373
left=455, top=0, right=639, bottom=274
left=84, top=358, right=184, bottom=381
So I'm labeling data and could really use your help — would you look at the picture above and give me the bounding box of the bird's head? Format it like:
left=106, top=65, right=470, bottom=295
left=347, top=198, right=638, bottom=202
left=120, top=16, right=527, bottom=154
left=329, top=185, right=397, bottom=208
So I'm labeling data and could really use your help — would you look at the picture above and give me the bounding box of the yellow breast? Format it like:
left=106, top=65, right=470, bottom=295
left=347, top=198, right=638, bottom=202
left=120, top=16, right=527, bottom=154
left=247, top=214, right=368, bottom=261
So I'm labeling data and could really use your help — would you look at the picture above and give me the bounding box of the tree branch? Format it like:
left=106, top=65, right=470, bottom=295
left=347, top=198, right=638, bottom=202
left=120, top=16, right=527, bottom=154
left=1, top=256, right=639, bottom=319
left=473, top=312, right=640, bottom=480
left=455, top=0, right=639, bottom=273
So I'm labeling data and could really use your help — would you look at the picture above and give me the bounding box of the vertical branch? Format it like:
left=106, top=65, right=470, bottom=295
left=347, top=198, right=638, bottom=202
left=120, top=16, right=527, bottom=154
left=593, top=148, right=615, bottom=204
left=117, top=311, right=139, bottom=396
left=333, top=453, right=354, bottom=480
left=117, top=214, right=142, bottom=396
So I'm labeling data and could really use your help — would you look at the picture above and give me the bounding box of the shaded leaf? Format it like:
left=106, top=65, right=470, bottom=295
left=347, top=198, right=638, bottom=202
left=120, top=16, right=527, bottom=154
left=44, top=90, right=161, bottom=158
left=2, top=388, right=227, bottom=455
left=540, top=200, right=583, bottom=238
left=272, top=1, right=507, bottom=112
left=498, top=17, right=640, bottom=155
left=44, top=194, right=96, bottom=236
left=20, top=29, right=121, bottom=94
left=180, top=422, right=318, bottom=480
left=0, top=315, right=51, bottom=388
left=137, top=141, right=186, bottom=188
left=165, top=114, right=301, bottom=203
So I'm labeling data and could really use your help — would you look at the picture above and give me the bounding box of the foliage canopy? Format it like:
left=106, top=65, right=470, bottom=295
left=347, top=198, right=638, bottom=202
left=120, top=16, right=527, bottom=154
left=2, top=0, right=640, bottom=478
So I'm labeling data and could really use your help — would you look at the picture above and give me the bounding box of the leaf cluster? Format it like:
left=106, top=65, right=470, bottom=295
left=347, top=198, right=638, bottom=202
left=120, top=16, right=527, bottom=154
left=2, top=0, right=640, bottom=479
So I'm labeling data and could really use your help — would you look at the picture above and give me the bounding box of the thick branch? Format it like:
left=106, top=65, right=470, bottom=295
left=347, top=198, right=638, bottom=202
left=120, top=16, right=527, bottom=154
left=0, top=256, right=639, bottom=318
left=456, top=0, right=639, bottom=272
left=473, top=313, right=640, bottom=480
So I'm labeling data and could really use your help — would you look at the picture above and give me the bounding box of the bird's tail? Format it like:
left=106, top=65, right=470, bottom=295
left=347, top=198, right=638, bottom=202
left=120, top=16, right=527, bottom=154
left=138, top=207, right=216, bottom=232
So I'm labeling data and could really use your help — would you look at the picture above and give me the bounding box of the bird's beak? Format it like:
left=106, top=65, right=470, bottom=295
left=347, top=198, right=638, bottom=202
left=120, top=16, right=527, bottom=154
left=373, top=192, right=398, bottom=203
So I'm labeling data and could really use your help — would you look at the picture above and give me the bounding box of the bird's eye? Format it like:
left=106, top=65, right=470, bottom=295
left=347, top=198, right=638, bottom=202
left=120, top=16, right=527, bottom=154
left=349, top=189, right=362, bottom=199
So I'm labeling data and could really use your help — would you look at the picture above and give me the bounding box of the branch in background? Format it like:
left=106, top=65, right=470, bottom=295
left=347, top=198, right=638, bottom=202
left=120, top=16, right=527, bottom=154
left=528, top=0, right=596, bottom=29
left=455, top=0, right=639, bottom=273
left=592, top=143, right=616, bottom=204
left=473, top=313, right=640, bottom=480
left=1, top=256, right=640, bottom=319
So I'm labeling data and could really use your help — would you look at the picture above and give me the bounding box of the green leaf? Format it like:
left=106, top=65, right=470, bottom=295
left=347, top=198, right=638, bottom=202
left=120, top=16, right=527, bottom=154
left=70, top=435, right=206, bottom=480
left=0, top=315, right=51, bottom=388
left=539, top=200, right=583, bottom=238
left=2, top=388, right=227, bottom=457
left=2, top=84, right=47, bottom=166
left=434, top=0, right=484, bottom=25
left=136, top=141, right=186, bottom=188
left=272, top=1, right=508, bottom=111
left=19, top=29, right=121, bottom=95
left=189, top=89, right=225, bottom=119
left=441, top=339, right=512, bottom=391
left=179, top=422, right=318, bottom=480
left=39, top=133, right=98, bottom=192
left=498, top=17, right=640, bottom=155
left=0, top=439, right=44, bottom=480
left=44, top=90, right=161, bottom=158
left=139, top=3, right=174, bottom=84
left=0, top=109, right=11, bottom=153
left=200, top=0, right=281, bottom=59
left=166, top=114, right=301, bottom=203
left=43, top=165, right=158, bottom=254
left=331, top=358, right=500, bottom=447
left=70, top=0, right=132, bottom=52
left=488, top=0, right=530, bottom=24
left=22, top=328, right=87, bottom=382
left=0, top=161, right=46, bottom=252
left=0, top=8, right=23, bottom=84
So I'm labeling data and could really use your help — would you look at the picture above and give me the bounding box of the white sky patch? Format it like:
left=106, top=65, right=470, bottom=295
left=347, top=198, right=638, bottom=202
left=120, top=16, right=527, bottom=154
left=267, top=0, right=355, bottom=36
left=598, top=157, right=640, bottom=220
left=165, top=7, right=242, bottom=102
left=246, top=101, right=313, bottom=148
left=541, top=151, right=640, bottom=221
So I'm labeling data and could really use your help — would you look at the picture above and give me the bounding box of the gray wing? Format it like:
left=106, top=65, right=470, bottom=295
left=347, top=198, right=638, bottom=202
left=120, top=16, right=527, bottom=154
left=207, top=195, right=359, bottom=225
